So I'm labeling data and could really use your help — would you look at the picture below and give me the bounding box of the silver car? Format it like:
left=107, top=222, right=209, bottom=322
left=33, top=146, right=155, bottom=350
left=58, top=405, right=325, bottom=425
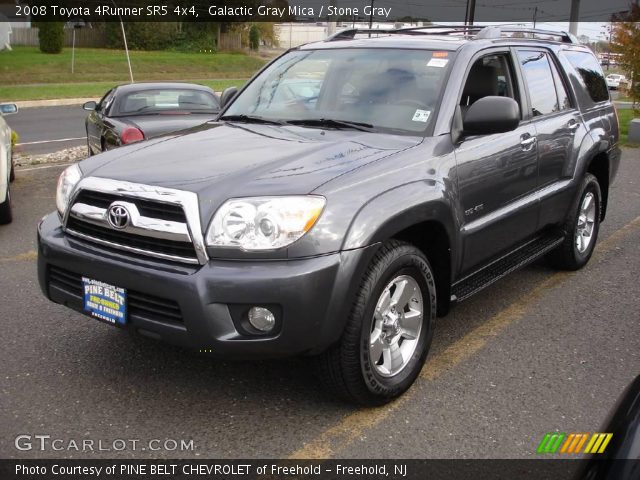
left=0, top=103, right=17, bottom=225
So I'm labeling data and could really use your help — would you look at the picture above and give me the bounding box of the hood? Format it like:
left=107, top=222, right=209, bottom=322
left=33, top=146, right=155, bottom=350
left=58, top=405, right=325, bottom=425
left=80, top=122, right=421, bottom=222
left=124, top=114, right=217, bottom=139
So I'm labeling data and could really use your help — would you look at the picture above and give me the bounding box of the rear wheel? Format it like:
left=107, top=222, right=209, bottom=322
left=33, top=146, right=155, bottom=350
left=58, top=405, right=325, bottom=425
left=548, top=173, right=601, bottom=270
left=316, top=240, right=436, bottom=405
left=0, top=183, right=13, bottom=225
left=9, top=158, right=15, bottom=182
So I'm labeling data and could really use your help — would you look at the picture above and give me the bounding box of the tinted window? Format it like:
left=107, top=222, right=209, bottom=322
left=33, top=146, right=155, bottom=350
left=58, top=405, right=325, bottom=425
left=518, top=50, right=558, bottom=116
left=461, top=53, right=519, bottom=109
left=548, top=57, right=571, bottom=110
left=97, top=89, right=114, bottom=113
left=563, top=50, right=608, bottom=103
left=114, top=89, right=219, bottom=116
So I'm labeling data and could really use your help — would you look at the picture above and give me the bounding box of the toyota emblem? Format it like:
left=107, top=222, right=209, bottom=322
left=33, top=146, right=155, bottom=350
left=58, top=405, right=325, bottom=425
left=107, top=204, right=130, bottom=229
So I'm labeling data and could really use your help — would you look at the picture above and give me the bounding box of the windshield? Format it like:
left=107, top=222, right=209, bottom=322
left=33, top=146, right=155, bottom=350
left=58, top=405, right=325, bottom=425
left=224, top=48, right=452, bottom=134
left=114, top=89, right=219, bottom=116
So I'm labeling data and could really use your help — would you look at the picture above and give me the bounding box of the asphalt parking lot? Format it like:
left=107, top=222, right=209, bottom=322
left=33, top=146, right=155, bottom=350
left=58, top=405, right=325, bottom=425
left=1, top=149, right=639, bottom=460
left=7, top=105, right=87, bottom=155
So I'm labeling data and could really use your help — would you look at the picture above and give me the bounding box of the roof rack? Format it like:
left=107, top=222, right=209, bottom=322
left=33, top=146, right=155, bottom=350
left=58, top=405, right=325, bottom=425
left=475, top=26, right=578, bottom=43
left=327, top=25, right=481, bottom=41
left=327, top=25, right=578, bottom=44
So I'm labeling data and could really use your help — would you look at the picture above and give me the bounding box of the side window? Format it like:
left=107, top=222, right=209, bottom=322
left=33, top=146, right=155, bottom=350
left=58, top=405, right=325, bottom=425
left=517, top=50, right=559, bottom=117
left=548, top=56, right=572, bottom=111
left=97, top=89, right=115, bottom=113
left=562, top=50, right=609, bottom=103
left=460, top=53, right=518, bottom=113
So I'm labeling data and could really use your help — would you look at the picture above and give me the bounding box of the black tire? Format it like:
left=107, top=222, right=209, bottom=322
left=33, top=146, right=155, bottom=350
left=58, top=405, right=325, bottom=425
left=548, top=173, right=601, bottom=270
left=316, top=240, right=436, bottom=405
left=0, top=183, right=12, bottom=225
left=9, top=157, right=15, bottom=182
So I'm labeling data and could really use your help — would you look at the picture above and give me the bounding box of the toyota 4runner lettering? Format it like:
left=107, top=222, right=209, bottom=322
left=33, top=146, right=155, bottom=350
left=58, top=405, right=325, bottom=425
left=38, top=26, right=620, bottom=405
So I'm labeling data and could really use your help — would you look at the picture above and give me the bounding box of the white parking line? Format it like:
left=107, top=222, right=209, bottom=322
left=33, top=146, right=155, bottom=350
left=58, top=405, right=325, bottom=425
left=18, top=163, right=72, bottom=172
left=16, top=137, right=85, bottom=146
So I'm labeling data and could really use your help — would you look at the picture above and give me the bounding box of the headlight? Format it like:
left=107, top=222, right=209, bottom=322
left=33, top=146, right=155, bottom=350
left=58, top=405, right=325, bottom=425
left=56, top=164, right=82, bottom=216
left=206, top=196, right=325, bottom=251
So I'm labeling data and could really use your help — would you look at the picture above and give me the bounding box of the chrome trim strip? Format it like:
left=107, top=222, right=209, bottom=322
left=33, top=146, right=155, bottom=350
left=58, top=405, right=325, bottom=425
left=64, top=177, right=209, bottom=265
left=66, top=229, right=200, bottom=265
left=69, top=202, right=192, bottom=242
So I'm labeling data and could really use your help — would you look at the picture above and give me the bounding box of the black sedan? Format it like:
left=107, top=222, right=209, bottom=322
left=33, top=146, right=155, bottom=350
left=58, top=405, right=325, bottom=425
left=83, top=82, right=220, bottom=155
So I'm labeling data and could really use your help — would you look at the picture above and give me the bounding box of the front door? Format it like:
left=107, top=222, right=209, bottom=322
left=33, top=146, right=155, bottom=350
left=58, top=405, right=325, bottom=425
left=454, top=51, right=539, bottom=274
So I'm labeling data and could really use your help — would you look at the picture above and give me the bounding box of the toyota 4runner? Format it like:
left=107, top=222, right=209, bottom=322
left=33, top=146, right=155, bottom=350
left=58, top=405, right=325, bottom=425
left=38, top=26, right=620, bottom=405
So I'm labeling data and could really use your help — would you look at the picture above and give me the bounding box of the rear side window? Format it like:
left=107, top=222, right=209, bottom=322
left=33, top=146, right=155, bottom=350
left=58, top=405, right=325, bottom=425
left=548, top=58, right=572, bottom=110
left=563, top=51, right=608, bottom=103
left=517, top=50, right=558, bottom=116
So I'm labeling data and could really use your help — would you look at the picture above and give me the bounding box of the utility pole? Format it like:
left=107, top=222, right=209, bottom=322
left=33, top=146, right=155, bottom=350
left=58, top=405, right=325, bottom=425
left=465, top=0, right=476, bottom=25
left=533, top=6, right=538, bottom=28
left=111, top=0, right=133, bottom=83
left=601, top=24, right=612, bottom=71
left=569, top=0, right=580, bottom=36
left=326, top=0, right=336, bottom=37
left=368, top=0, right=374, bottom=37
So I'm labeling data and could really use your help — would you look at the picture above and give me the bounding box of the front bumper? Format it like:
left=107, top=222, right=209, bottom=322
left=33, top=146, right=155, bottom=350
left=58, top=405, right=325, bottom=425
left=38, top=213, right=375, bottom=358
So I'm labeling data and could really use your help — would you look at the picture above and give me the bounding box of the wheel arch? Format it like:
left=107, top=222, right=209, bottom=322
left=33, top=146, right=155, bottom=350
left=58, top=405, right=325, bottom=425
left=342, top=184, right=456, bottom=318
left=585, top=152, right=610, bottom=221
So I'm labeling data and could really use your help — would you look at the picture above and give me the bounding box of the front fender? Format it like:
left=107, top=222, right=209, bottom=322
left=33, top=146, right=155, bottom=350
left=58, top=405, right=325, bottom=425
left=342, top=180, right=458, bottom=262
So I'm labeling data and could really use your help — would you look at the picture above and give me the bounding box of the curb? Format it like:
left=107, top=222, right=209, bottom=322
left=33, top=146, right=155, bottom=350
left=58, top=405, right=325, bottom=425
left=15, top=98, right=98, bottom=109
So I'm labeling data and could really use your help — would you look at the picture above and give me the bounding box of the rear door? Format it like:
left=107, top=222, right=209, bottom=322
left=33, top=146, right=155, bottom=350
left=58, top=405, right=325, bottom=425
left=515, top=48, right=583, bottom=228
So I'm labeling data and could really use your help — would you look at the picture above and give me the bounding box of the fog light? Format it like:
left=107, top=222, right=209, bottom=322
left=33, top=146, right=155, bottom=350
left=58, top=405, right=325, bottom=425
left=248, top=307, right=275, bottom=332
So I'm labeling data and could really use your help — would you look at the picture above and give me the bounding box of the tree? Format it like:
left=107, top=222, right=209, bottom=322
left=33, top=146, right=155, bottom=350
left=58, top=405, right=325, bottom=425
left=611, top=5, right=640, bottom=108
left=38, top=22, right=64, bottom=54
left=249, top=25, right=260, bottom=50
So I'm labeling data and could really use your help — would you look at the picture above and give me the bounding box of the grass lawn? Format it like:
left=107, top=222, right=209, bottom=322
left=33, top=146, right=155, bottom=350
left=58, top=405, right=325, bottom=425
left=618, top=108, right=639, bottom=145
left=0, top=79, right=247, bottom=101
left=0, top=46, right=264, bottom=101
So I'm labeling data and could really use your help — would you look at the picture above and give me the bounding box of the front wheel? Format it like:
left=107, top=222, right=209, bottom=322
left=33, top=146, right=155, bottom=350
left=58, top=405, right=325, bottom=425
left=316, top=241, right=436, bottom=405
left=548, top=173, right=601, bottom=270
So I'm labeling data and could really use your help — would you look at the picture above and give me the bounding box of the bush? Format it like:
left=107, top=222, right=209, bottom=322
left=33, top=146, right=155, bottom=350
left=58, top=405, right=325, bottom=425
left=11, top=130, right=19, bottom=148
left=106, top=22, right=179, bottom=50
left=249, top=25, right=260, bottom=51
left=38, top=22, right=64, bottom=54
left=172, top=23, right=218, bottom=52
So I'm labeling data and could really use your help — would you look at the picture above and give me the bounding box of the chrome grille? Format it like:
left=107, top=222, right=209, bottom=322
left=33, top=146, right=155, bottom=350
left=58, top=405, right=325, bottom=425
left=63, top=178, right=209, bottom=265
left=74, top=190, right=187, bottom=223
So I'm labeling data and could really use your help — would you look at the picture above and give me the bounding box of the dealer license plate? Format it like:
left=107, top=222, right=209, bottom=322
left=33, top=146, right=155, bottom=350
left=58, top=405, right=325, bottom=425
left=82, top=277, right=127, bottom=325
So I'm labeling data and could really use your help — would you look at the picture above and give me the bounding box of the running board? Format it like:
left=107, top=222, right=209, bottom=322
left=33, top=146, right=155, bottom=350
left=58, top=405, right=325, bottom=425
left=451, top=232, right=565, bottom=303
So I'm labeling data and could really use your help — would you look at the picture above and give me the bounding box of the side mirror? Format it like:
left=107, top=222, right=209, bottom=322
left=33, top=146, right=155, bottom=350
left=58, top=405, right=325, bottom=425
left=82, top=101, right=97, bottom=111
left=220, top=87, right=239, bottom=109
left=0, top=103, right=18, bottom=115
left=463, top=96, right=520, bottom=136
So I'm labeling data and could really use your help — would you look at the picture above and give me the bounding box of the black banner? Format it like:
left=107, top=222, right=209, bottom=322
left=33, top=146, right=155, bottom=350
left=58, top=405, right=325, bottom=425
left=2, top=459, right=639, bottom=480
left=0, top=0, right=637, bottom=23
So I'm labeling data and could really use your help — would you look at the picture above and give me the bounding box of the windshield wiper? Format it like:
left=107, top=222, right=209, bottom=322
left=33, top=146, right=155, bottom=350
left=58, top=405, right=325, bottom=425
left=219, top=114, right=286, bottom=125
left=286, top=118, right=375, bottom=132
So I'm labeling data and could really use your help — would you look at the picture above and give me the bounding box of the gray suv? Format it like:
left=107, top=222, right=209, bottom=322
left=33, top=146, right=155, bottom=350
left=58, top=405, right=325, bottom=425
left=38, top=26, right=620, bottom=405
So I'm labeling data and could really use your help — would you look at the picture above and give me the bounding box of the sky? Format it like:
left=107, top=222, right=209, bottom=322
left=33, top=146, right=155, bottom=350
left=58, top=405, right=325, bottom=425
left=292, top=0, right=634, bottom=40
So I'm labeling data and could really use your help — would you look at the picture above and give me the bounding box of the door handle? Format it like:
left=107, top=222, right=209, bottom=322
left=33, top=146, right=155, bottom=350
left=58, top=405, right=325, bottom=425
left=520, top=135, right=537, bottom=151
left=568, top=120, right=580, bottom=131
